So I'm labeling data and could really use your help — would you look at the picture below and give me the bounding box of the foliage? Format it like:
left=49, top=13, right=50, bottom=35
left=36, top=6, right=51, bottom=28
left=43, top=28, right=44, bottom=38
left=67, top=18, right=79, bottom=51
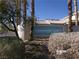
left=0, top=36, right=25, bottom=59
left=0, top=0, right=15, bottom=30
left=0, top=0, right=19, bottom=38
left=0, top=0, right=15, bottom=22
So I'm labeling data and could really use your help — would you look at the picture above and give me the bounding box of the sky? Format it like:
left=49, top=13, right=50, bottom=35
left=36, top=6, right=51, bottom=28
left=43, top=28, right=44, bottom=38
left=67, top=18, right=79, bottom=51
left=27, top=0, right=79, bottom=20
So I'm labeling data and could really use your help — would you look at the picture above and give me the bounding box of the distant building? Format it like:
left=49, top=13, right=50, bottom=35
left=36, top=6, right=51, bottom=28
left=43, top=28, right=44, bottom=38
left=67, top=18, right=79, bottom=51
left=36, top=12, right=79, bottom=25
left=61, top=16, right=79, bottom=24
left=35, top=19, right=65, bottom=25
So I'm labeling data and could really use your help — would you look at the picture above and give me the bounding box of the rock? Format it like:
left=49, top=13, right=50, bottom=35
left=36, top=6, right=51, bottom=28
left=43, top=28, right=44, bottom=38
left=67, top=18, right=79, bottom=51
left=25, top=42, right=49, bottom=59
left=48, top=32, right=79, bottom=59
left=56, top=50, right=66, bottom=55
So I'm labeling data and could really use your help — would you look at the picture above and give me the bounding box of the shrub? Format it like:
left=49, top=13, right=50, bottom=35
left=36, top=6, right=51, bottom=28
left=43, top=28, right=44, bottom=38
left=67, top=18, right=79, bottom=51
left=0, top=36, right=25, bottom=59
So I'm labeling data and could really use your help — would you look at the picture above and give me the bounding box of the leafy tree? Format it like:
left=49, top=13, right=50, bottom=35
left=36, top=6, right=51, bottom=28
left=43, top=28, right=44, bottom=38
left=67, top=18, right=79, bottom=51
left=0, top=0, right=30, bottom=40
left=0, top=0, right=35, bottom=41
left=0, top=0, right=19, bottom=38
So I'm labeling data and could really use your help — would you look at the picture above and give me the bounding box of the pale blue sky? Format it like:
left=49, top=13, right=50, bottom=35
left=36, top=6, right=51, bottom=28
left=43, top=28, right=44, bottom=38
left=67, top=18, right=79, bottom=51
left=27, top=0, right=79, bottom=20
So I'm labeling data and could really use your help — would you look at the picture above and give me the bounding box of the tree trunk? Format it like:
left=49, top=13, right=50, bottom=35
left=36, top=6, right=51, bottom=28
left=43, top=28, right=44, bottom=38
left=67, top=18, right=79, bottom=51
left=74, top=0, right=78, bottom=25
left=68, top=0, right=73, bottom=32
left=23, top=0, right=27, bottom=41
left=16, top=0, right=21, bottom=26
left=30, top=0, right=35, bottom=40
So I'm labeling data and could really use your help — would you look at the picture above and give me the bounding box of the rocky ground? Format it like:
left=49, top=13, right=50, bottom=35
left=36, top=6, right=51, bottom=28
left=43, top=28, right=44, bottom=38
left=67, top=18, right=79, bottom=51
left=25, top=32, right=79, bottom=59
left=48, top=32, right=79, bottom=59
left=1, top=32, right=79, bottom=59
left=0, top=36, right=50, bottom=59
left=24, top=39, right=50, bottom=59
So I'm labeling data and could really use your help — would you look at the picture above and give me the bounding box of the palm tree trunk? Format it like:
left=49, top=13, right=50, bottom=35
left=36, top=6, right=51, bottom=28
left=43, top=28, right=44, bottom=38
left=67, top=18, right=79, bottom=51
left=74, top=0, right=78, bottom=25
left=16, top=0, right=21, bottom=26
left=30, top=0, right=35, bottom=40
left=23, top=0, right=27, bottom=19
left=68, top=0, right=73, bottom=32
left=31, top=0, right=35, bottom=17
left=23, top=0, right=27, bottom=41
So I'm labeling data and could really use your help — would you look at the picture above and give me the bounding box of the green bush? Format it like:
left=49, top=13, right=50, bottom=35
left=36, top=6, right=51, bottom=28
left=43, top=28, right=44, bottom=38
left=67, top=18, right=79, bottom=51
left=0, top=36, right=25, bottom=59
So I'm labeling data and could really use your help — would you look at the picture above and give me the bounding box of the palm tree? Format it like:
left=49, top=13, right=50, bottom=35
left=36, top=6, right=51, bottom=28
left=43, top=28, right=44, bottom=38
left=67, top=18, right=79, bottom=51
left=23, top=0, right=27, bottom=41
left=23, top=0, right=27, bottom=19
left=68, top=0, right=73, bottom=32
left=16, top=0, right=21, bottom=26
left=31, top=0, right=35, bottom=17
left=30, top=0, right=35, bottom=40
left=74, top=0, right=78, bottom=25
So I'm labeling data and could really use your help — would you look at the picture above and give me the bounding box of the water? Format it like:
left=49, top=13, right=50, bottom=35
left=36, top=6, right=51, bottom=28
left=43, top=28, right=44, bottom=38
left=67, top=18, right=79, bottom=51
left=33, top=24, right=67, bottom=38
left=33, top=24, right=79, bottom=38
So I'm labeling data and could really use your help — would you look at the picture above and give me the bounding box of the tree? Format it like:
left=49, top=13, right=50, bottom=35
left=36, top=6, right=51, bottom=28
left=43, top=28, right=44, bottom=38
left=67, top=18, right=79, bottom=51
left=30, top=0, right=35, bottom=40
left=0, top=0, right=19, bottom=38
left=74, top=0, right=78, bottom=25
left=16, top=0, right=21, bottom=26
left=23, top=0, right=27, bottom=41
left=68, top=0, right=73, bottom=32
left=17, top=0, right=30, bottom=42
left=0, top=0, right=34, bottom=42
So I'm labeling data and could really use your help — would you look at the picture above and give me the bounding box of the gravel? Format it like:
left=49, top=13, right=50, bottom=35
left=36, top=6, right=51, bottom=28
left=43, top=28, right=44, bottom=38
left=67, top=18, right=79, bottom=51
left=48, top=32, right=79, bottom=59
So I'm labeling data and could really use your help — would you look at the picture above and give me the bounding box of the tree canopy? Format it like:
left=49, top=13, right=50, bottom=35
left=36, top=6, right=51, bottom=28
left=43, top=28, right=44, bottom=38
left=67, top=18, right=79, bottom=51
left=0, top=0, right=19, bottom=38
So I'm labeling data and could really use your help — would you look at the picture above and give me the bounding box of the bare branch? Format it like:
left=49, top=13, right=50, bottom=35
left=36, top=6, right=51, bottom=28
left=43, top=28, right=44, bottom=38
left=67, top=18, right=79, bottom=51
left=1, top=22, right=15, bottom=32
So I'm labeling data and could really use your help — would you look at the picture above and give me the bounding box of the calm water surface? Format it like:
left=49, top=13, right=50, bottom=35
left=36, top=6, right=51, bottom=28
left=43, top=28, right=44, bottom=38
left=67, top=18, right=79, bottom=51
left=33, top=24, right=79, bottom=38
left=33, top=24, right=67, bottom=38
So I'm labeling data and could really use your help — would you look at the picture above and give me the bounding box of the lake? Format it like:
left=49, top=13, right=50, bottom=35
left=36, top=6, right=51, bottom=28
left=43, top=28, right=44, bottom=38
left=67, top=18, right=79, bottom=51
left=33, top=24, right=67, bottom=38
left=33, top=24, right=79, bottom=38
